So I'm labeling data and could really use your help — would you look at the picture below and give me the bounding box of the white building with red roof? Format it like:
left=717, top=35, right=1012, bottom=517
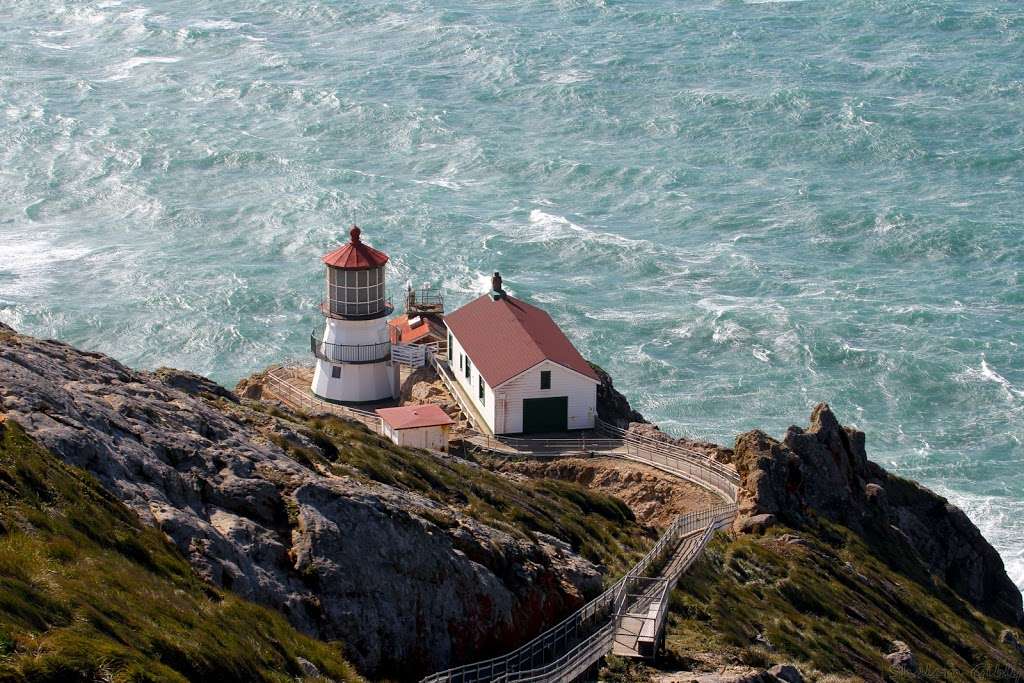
left=375, top=404, right=454, bottom=451
left=443, top=273, right=599, bottom=435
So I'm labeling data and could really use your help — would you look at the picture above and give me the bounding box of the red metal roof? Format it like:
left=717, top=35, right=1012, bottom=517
left=322, top=226, right=389, bottom=270
left=389, top=314, right=446, bottom=345
left=443, top=294, right=600, bottom=388
left=375, top=404, right=455, bottom=430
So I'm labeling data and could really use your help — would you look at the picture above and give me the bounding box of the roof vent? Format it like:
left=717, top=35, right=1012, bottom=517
left=489, top=272, right=505, bottom=301
left=409, top=315, right=423, bottom=328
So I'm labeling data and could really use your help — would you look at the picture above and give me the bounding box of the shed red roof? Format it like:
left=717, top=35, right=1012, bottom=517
left=444, top=294, right=600, bottom=388
left=376, top=404, right=455, bottom=430
left=322, top=226, right=389, bottom=270
left=389, top=314, right=447, bottom=345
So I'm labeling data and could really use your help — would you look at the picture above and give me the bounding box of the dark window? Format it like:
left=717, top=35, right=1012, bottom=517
left=540, top=370, right=551, bottom=390
left=478, top=376, right=485, bottom=403
left=465, top=357, right=472, bottom=379
left=448, top=332, right=452, bottom=354
left=459, top=353, right=463, bottom=370
left=331, top=366, right=341, bottom=379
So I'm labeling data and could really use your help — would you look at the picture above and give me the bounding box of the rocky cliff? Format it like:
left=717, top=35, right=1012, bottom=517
left=0, top=324, right=650, bottom=680
left=0, top=418, right=362, bottom=683
left=730, top=402, right=1023, bottom=628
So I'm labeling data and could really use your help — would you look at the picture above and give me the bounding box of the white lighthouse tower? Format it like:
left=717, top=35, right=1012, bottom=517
left=310, top=226, right=399, bottom=403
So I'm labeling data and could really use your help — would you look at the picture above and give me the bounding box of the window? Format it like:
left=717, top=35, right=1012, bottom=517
left=326, top=265, right=386, bottom=317
left=465, top=357, right=472, bottom=379
left=331, top=366, right=342, bottom=379
left=448, top=332, right=453, bottom=354
left=478, top=376, right=485, bottom=404
left=459, top=353, right=463, bottom=370
left=540, top=370, right=551, bottom=390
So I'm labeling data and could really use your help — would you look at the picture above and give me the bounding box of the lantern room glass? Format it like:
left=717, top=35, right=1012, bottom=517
left=327, top=265, right=386, bottom=317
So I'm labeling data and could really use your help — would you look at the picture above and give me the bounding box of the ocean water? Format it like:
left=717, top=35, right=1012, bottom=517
left=0, top=0, right=1021, bottom=590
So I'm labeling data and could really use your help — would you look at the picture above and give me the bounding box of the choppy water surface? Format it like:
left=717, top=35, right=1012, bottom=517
left=1, top=0, right=1022, bottom=589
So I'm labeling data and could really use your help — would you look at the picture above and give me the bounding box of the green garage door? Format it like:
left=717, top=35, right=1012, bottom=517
left=522, top=396, right=569, bottom=434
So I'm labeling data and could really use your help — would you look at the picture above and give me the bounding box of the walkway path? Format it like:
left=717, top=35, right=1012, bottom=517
left=258, top=361, right=740, bottom=683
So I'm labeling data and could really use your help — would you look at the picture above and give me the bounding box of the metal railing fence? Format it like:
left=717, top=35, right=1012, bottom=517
left=310, top=332, right=392, bottom=364
left=421, top=503, right=736, bottom=683
left=262, top=367, right=384, bottom=433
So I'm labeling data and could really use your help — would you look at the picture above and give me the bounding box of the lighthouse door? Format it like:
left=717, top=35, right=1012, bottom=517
left=522, top=397, right=569, bottom=434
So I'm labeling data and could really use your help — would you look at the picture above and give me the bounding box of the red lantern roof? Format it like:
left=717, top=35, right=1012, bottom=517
left=322, top=226, right=390, bottom=270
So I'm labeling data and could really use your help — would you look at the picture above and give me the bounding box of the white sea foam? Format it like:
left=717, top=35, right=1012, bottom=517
left=441, top=269, right=497, bottom=299
left=957, top=358, right=1024, bottom=401
left=193, top=19, right=248, bottom=31
left=0, top=234, right=94, bottom=298
left=105, top=56, right=181, bottom=81
left=521, top=209, right=646, bottom=249
left=979, top=360, right=1024, bottom=399
left=540, top=69, right=592, bottom=85
left=35, top=41, right=72, bottom=51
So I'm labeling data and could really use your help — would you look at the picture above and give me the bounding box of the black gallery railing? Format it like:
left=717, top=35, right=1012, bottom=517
left=310, top=332, right=391, bottom=364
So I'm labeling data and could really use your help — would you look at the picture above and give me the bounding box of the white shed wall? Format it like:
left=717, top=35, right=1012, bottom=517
left=382, top=423, right=450, bottom=451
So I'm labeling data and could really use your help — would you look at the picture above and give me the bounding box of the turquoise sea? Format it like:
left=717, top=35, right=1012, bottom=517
left=1, top=0, right=1021, bottom=590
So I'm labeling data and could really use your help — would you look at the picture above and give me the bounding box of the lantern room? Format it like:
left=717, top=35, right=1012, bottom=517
left=321, top=225, right=392, bottom=319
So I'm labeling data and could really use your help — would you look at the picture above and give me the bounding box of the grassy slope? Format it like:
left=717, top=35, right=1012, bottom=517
left=654, top=520, right=1024, bottom=682
left=260, top=410, right=654, bottom=580
left=0, top=419, right=361, bottom=683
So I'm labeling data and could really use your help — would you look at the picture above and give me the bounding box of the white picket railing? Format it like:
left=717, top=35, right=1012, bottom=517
left=392, top=343, right=428, bottom=367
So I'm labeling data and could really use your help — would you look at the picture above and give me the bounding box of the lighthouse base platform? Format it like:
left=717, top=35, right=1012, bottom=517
left=311, top=360, right=399, bottom=404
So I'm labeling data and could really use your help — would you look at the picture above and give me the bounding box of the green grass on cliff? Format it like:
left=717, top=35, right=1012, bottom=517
left=264, top=411, right=653, bottom=579
left=655, top=521, right=1024, bottom=682
left=0, top=419, right=361, bottom=683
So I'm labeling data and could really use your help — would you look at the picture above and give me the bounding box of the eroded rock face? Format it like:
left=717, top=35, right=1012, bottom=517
left=732, top=402, right=1023, bottom=627
left=0, top=324, right=600, bottom=678
left=592, top=362, right=644, bottom=428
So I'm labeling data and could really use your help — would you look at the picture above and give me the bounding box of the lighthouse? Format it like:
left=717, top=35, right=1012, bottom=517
left=310, top=226, right=399, bottom=403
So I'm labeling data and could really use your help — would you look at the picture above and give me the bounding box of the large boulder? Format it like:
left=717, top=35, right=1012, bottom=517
left=731, top=403, right=1023, bottom=627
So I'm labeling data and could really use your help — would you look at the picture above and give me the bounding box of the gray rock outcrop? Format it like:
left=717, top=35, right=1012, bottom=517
left=731, top=402, right=1023, bottom=627
left=0, top=324, right=600, bottom=679
left=767, top=664, right=804, bottom=683
left=884, top=641, right=917, bottom=673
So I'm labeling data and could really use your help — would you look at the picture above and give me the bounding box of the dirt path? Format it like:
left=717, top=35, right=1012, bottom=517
left=499, top=456, right=721, bottom=529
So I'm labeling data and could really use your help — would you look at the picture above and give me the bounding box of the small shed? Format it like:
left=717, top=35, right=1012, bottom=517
left=375, top=404, right=455, bottom=451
